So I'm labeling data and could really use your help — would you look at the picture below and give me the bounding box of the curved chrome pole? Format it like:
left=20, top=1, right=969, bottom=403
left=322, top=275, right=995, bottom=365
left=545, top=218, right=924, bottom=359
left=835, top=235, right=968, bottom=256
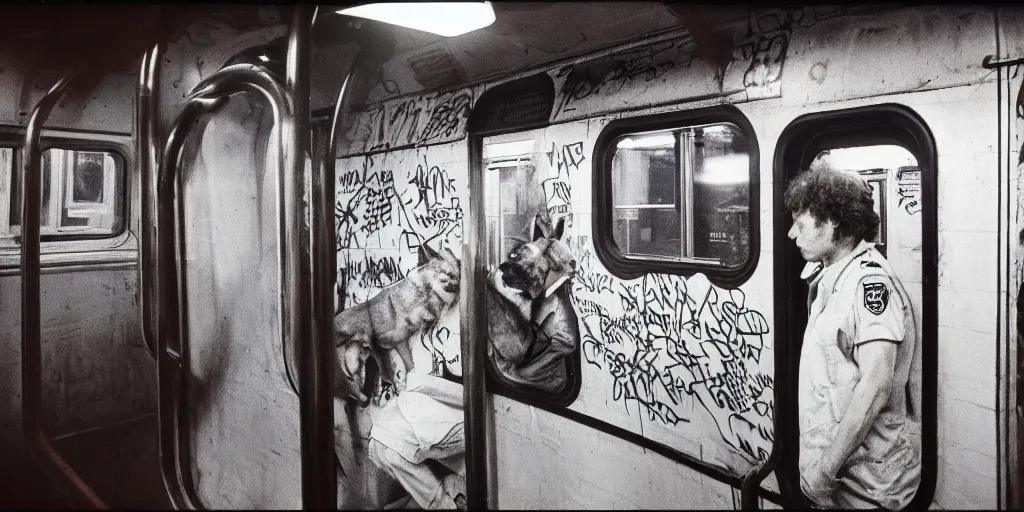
left=156, top=65, right=289, bottom=510
left=138, top=41, right=163, bottom=361
left=20, top=66, right=108, bottom=509
left=157, top=93, right=223, bottom=512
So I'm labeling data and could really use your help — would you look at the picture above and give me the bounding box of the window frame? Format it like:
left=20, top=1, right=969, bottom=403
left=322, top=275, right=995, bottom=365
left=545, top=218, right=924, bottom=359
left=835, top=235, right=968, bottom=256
left=447, top=129, right=584, bottom=409
left=771, top=103, right=937, bottom=509
left=1, top=129, right=131, bottom=244
left=592, top=106, right=760, bottom=288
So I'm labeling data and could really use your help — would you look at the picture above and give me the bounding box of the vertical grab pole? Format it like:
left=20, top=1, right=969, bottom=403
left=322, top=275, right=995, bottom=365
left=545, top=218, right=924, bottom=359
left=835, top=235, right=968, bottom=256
left=20, top=67, right=108, bottom=509
left=284, top=6, right=335, bottom=509
left=319, top=36, right=357, bottom=512
left=138, top=41, right=163, bottom=361
left=462, top=136, right=489, bottom=509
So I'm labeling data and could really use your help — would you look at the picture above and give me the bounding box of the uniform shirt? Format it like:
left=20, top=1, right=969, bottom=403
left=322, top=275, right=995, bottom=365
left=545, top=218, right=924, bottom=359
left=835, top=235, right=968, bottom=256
left=798, top=241, right=921, bottom=510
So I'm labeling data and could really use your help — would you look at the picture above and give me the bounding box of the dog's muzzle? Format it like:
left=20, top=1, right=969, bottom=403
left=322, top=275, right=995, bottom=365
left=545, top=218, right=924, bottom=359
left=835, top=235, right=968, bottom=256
left=498, top=261, right=530, bottom=292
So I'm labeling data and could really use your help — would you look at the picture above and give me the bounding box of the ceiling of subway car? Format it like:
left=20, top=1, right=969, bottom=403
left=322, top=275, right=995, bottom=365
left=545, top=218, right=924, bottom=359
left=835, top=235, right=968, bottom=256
left=0, top=3, right=750, bottom=109
left=316, top=2, right=751, bottom=105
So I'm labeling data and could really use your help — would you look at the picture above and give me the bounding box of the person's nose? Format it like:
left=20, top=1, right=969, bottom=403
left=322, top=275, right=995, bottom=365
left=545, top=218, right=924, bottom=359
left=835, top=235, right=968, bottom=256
left=788, top=224, right=797, bottom=240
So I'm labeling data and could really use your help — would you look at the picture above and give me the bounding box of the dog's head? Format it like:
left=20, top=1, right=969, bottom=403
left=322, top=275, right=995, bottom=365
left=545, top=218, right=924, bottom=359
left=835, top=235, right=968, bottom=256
left=415, top=242, right=461, bottom=300
left=498, top=215, right=576, bottom=299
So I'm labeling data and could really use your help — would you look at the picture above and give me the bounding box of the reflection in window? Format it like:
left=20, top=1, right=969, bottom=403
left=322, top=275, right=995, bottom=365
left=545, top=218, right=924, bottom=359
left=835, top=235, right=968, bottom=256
left=609, top=123, right=751, bottom=268
left=810, top=145, right=920, bottom=260
left=7, top=148, right=124, bottom=238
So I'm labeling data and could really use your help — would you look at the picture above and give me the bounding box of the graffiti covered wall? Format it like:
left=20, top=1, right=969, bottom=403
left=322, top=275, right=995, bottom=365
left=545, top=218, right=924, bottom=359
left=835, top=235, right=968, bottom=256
left=332, top=142, right=468, bottom=510
left=329, top=26, right=781, bottom=508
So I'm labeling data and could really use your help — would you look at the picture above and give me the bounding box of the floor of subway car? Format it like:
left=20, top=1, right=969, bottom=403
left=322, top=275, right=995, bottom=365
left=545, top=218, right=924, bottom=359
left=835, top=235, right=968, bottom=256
left=48, top=414, right=171, bottom=510
left=0, top=450, right=72, bottom=509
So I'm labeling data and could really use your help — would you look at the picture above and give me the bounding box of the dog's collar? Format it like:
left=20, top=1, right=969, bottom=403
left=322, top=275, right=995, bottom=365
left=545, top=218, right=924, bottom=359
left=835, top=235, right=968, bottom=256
left=542, top=274, right=570, bottom=298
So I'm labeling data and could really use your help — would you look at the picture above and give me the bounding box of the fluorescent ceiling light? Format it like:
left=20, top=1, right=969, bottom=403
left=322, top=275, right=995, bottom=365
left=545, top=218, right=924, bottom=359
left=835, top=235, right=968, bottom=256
left=337, top=2, right=496, bottom=37
left=818, top=145, right=917, bottom=172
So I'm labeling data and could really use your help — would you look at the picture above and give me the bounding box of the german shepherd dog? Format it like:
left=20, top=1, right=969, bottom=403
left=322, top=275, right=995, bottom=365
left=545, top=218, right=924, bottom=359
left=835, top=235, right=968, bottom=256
left=334, top=243, right=461, bottom=406
left=486, top=215, right=580, bottom=392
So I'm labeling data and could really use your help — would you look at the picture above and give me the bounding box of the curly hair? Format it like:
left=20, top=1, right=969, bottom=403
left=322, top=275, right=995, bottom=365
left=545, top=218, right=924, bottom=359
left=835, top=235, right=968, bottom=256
left=783, top=165, right=880, bottom=243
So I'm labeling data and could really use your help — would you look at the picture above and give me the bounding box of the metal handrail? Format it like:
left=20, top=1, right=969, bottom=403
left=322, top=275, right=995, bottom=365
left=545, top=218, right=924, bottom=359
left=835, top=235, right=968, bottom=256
left=157, top=92, right=222, bottom=511
left=20, top=66, right=108, bottom=509
left=138, top=41, right=163, bottom=361
left=739, top=448, right=781, bottom=509
left=288, top=5, right=337, bottom=509
left=156, top=65, right=291, bottom=510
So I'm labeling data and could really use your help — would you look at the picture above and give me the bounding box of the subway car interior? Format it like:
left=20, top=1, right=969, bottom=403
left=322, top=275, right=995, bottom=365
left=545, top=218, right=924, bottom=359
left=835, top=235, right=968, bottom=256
left=0, top=2, right=1023, bottom=510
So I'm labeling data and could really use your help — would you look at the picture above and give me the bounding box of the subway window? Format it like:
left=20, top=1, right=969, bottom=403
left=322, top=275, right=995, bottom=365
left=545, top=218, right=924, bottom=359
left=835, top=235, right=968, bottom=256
left=808, top=145, right=920, bottom=260
left=595, top=112, right=758, bottom=284
left=6, top=148, right=126, bottom=239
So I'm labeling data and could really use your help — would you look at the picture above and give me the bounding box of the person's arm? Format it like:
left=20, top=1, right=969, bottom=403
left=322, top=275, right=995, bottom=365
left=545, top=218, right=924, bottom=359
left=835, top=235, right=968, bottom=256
left=804, top=273, right=905, bottom=503
left=818, top=341, right=897, bottom=477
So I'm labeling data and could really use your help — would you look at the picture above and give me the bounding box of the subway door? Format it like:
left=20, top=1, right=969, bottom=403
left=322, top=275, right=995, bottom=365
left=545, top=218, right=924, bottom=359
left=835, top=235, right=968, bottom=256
left=996, top=5, right=1024, bottom=510
left=775, top=108, right=933, bottom=510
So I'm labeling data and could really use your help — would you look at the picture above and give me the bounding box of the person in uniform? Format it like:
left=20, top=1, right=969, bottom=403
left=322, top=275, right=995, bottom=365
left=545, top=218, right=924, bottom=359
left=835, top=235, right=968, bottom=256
left=784, top=165, right=921, bottom=509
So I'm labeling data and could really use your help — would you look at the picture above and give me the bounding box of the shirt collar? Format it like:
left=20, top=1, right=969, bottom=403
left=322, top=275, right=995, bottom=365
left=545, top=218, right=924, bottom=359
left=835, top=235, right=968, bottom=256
left=543, top=273, right=570, bottom=298
left=810, top=240, right=875, bottom=288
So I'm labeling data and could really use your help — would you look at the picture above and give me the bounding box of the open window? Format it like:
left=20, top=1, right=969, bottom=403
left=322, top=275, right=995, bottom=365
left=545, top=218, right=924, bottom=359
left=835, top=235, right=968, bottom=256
left=593, top=107, right=759, bottom=286
left=772, top=104, right=936, bottom=509
left=478, top=131, right=582, bottom=407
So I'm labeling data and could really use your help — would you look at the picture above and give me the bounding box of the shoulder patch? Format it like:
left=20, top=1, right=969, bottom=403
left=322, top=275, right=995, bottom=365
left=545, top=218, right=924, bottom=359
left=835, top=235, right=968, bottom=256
left=862, top=281, right=890, bottom=315
left=860, top=260, right=882, bottom=269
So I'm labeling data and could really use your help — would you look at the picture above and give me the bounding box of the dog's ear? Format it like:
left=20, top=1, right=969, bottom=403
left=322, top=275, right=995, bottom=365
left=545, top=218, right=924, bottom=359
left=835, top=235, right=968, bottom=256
left=442, top=246, right=461, bottom=266
left=552, top=216, right=566, bottom=240
left=418, top=242, right=441, bottom=266
left=531, top=214, right=547, bottom=241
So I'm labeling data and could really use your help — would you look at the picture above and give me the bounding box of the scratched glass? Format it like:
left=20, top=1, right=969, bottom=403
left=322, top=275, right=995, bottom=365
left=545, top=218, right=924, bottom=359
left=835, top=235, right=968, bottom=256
left=610, top=122, right=751, bottom=267
left=7, top=148, right=125, bottom=238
